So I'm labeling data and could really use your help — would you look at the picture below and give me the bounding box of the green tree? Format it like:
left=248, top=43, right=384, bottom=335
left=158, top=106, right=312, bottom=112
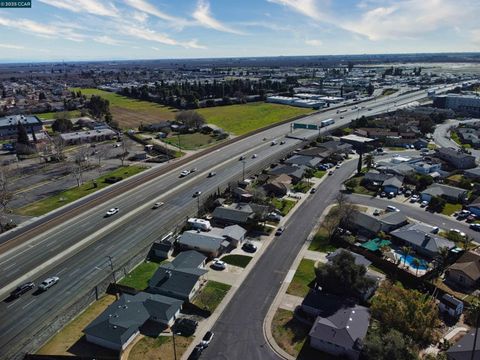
left=17, top=122, right=30, bottom=145
left=401, top=246, right=412, bottom=268
left=315, top=250, right=375, bottom=300
left=412, top=258, right=421, bottom=277
left=361, top=328, right=418, bottom=360
left=371, top=282, right=440, bottom=345
left=52, top=118, right=73, bottom=133
left=364, top=153, right=375, bottom=169
left=428, top=196, right=446, bottom=213
left=304, top=168, right=315, bottom=184
left=415, top=175, right=433, bottom=191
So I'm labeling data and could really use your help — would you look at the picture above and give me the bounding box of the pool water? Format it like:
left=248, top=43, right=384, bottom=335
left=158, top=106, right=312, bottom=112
left=399, top=254, right=428, bottom=270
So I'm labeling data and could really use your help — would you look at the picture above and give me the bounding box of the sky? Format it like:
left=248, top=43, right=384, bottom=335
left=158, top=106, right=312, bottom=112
left=0, top=0, right=479, bottom=62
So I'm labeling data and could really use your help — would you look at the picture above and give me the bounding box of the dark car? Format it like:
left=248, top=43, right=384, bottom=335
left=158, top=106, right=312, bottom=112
left=470, top=224, right=480, bottom=232
left=175, top=318, right=198, bottom=336
left=189, top=345, right=204, bottom=359
left=275, top=227, right=285, bottom=236
left=10, top=282, right=35, bottom=298
left=242, top=242, right=257, bottom=253
left=200, top=331, right=214, bottom=348
left=310, top=188, right=316, bottom=194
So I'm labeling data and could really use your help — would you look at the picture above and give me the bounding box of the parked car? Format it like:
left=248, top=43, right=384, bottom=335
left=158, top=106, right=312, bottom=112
left=386, top=205, right=399, bottom=212
left=189, top=345, right=204, bottom=359
left=328, top=171, right=334, bottom=176
left=193, top=191, right=202, bottom=198
left=404, top=189, right=412, bottom=197
left=410, top=195, right=420, bottom=203
left=180, top=170, right=190, bottom=177
left=152, top=202, right=164, bottom=209
left=175, top=318, right=198, bottom=336
left=310, top=188, right=316, bottom=194
left=380, top=192, right=387, bottom=198
left=208, top=171, right=216, bottom=177
left=275, top=226, right=285, bottom=236
left=467, top=215, right=477, bottom=223
left=105, top=208, right=119, bottom=217
left=420, top=201, right=429, bottom=208
left=38, top=276, right=59, bottom=291
left=387, top=192, right=395, bottom=199
left=450, top=228, right=466, bottom=237
left=373, top=209, right=381, bottom=216
left=431, top=226, right=440, bottom=234
left=470, top=224, right=480, bottom=231
left=211, top=259, right=226, bottom=270
left=266, top=212, right=282, bottom=222
left=201, top=331, right=214, bottom=348
left=10, top=282, right=35, bottom=298
left=458, top=210, right=471, bottom=219
left=242, top=242, right=257, bottom=253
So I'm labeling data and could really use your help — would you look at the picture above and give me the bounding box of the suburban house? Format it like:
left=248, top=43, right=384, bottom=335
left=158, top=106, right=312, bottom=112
left=439, top=294, right=464, bottom=319
left=420, top=184, right=469, bottom=204
left=382, top=175, right=404, bottom=195
left=467, top=197, right=480, bottom=217
left=268, top=165, right=307, bottom=184
left=464, top=167, right=480, bottom=179
left=390, top=223, right=456, bottom=259
left=262, top=174, right=292, bottom=196
left=447, top=329, right=480, bottom=360
left=83, top=292, right=183, bottom=351
left=435, top=147, right=476, bottom=169
left=307, top=297, right=370, bottom=360
left=178, top=225, right=246, bottom=256
left=212, top=203, right=269, bottom=225
left=349, top=210, right=408, bottom=236
left=326, top=249, right=371, bottom=268
left=149, top=233, right=176, bottom=261
left=284, top=155, right=322, bottom=168
left=446, top=250, right=480, bottom=290
left=148, top=250, right=207, bottom=302
left=362, top=171, right=403, bottom=194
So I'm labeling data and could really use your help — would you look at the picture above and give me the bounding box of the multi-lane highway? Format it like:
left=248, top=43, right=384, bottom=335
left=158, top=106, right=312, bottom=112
left=0, top=85, right=459, bottom=359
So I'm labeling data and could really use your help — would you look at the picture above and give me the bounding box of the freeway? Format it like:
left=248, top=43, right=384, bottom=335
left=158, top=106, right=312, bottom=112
left=0, top=85, right=456, bottom=358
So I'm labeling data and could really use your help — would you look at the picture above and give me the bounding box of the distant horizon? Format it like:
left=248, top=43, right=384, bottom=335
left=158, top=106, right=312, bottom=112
left=0, top=0, right=479, bottom=62
left=1, top=51, right=480, bottom=66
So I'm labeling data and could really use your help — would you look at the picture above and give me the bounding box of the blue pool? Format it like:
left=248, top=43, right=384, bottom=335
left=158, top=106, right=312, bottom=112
left=399, top=254, right=428, bottom=270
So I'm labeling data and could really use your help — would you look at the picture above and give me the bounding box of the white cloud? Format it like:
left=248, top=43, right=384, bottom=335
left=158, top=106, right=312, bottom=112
left=132, top=11, right=149, bottom=23
left=123, top=0, right=182, bottom=23
left=0, top=43, right=24, bottom=49
left=305, top=38, right=322, bottom=46
left=93, top=35, right=122, bottom=45
left=193, top=0, right=244, bottom=35
left=267, top=0, right=326, bottom=21
left=120, top=25, right=205, bottom=48
left=38, top=0, right=119, bottom=17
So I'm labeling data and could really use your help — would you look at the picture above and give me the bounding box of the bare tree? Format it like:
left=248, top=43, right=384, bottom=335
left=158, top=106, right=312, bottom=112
left=119, top=138, right=128, bottom=167
left=70, top=146, right=90, bottom=187
left=51, top=135, right=66, bottom=161
left=0, top=167, right=15, bottom=232
left=95, top=145, right=111, bottom=168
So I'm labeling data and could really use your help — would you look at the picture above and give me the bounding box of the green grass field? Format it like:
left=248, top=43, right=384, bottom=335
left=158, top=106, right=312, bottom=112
left=314, top=170, right=326, bottom=178
left=271, top=309, right=310, bottom=357
left=36, top=110, right=82, bottom=120
left=271, top=198, right=297, bottom=216
left=286, top=259, right=316, bottom=297
left=119, top=261, right=161, bottom=290
left=16, top=165, right=146, bottom=216
left=308, top=227, right=338, bottom=252
left=193, top=281, right=231, bottom=312
left=197, top=102, right=313, bottom=135
left=442, top=203, right=463, bottom=216
left=163, top=133, right=222, bottom=150
left=221, top=255, right=252, bottom=268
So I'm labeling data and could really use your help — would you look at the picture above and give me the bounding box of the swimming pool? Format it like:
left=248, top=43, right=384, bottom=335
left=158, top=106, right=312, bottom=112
left=398, top=254, right=428, bottom=270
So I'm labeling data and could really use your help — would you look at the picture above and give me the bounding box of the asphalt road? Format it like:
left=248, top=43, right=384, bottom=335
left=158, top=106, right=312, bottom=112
left=433, top=119, right=480, bottom=159
left=201, top=155, right=359, bottom=360
left=0, top=84, right=461, bottom=359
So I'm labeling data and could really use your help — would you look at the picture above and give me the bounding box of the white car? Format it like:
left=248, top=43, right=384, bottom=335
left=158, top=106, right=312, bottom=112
left=420, top=201, right=429, bottom=208
left=271, top=140, right=277, bottom=146
left=39, top=276, right=59, bottom=291
left=105, top=208, right=119, bottom=217
left=386, top=205, right=399, bottom=212
left=152, top=202, right=164, bottom=209
left=252, top=154, right=257, bottom=158
left=180, top=170, right=190, bottom=177
left=211, top=259, right=226, bottom=270
left=193, top=191, right=202, bottom=197
left=410, top=195, right=420, bottom=203
left=450, top=229, right=466, bottom=237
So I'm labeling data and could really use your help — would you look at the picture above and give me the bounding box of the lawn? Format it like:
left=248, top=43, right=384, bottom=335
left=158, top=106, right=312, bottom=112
left=163, top=132, right=223, bottom=150
left=286, top=259, right=316, bottom=297
left=386, top=146, right=407, bottom=151
left=313, top=170, right=326, bottom=178
left=271, top=309, right=310, bottom=357
left=119, top=261, right=161, bottom=290
left=382, top=88, right=399, bottom=96
left=37, top=295, right=117, bottom=356
left=128, top=334, right=192, bottom=360
left=36, top=110, right=82, bottom=120
left=16, top=165, right=147, bottom=216
left=292, top=181, right=313, bottom=193
left=308, top=228, right=338, bottom=252
left=197, top=102, right=313, bottom=135
left=450, top=131, right=472, bottom=148
left=221, top=254, right=252, bottom=268
left=193, top=281, right=231, bottom=312
left=271, top=198, right=297, bottom=216
left=442, top=203, right=463, bottom=216
left=70, top=88, right=177, bottom=129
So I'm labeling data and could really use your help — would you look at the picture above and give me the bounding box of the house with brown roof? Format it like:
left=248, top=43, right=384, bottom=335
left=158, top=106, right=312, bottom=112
left=446, top=250, right=480, bottom=290
left=263, top=174, right=292, bottom=196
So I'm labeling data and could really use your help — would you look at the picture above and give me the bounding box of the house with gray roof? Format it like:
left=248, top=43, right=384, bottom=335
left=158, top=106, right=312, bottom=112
left=421, top=184, right=468, bottom=203
left=447, top=329, right=480, bottom=360
left=148, top=250, right=207, bottom=301
left=326, top=249, right=371, bottom=268
left=349, top=210, right=408, bottom=236
left=391, top=223, right=455, bottom=258
left=435, top=147, right=476, bottom=169
left=308, top=301, right=370, bottom=360
left=178, top=225, right=246, bottom=256
left=284, top=155, right=322, bottom=169
left=465, top=167, right=480, bottom=179
left=212, top=202, right=269, bottom=225
left=382, top=175, right=404, bottom=195
left=83, top=292, right=182, bottom=351
left=268, top=165, right=307, bottom=184
left=446, top=250, right=480, bottom=290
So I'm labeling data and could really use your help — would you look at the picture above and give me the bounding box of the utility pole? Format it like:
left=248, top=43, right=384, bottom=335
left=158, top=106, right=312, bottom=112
left=196, top=195, right=201, bottom=216
left=172, top=326, right=178, bottom=360
left=106, top=255, right=115, bottom=283
left=471, top=303, right=480, bottom=360
left=242, top=160, right=246, bottom=181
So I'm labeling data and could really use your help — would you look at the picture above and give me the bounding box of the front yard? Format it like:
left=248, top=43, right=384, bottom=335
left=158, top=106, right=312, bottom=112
left=308, top=228, right=338, bottom=252
left=286, top=259, right=316, bottom=297
left=128, top=334, right=192, bottom=360
left=292, top=181, right=313, bottom=193
left=221, top=254, right=252, bottom=268
left=271, top=309, right=309, bottom=357
left=442, top=203, right=463, bottom=216
left=271, top=198, right=297, bottom=216
left=193, top=281, right=231, bottom=312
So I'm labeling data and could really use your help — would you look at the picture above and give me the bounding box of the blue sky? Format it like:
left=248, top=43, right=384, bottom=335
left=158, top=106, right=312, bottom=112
left=0, top=0, right=479, bottom=62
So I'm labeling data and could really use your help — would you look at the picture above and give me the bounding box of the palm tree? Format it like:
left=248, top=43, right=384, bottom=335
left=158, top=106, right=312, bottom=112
left=401, top=246, right=411, bottom=268
left=364, top=153, right=375, bottom=169
left=437, top=247, right=450, bottom=275
left=412, top=258, right=421, bottom=277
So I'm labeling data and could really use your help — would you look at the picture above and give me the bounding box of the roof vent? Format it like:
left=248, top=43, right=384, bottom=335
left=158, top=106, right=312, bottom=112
left=113, top=325, right=117, bottom=329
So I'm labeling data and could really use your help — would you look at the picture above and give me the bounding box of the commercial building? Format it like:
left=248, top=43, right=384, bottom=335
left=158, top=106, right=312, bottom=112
left=60, top=128, right=117, bottom=145
left=266, top=96, right=324, bottom=109
left=0, top=115, right=43, bottom=139
left=433, top=94, right=480, bottom=116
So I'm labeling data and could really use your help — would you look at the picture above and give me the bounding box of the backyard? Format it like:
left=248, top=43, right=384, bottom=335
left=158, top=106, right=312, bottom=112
left=119, top=261, right=162, bottom=290
left=286, top=259, right=316, bottom=297
left=16, top=165, right=147, bottom=216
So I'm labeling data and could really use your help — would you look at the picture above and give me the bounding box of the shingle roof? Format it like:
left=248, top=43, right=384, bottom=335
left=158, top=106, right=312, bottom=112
left=212, top=203, right=253, bottom=224
left=326, top=249, right=371, bottom=267
left=391, top=223, right=455, bottom=255
left=284, top=155, right=322, bottom=168
left=382, top=176, right=404, bottom=189
left=449, top=251, right=480, bottom=282
left=422, top=184, right=468, bottom=199
left=447, top=329, right=480, bottom=360
left=178, top=231, right=225, bottom=253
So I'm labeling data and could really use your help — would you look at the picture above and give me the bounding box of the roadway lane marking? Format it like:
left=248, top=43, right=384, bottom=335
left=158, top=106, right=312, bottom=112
left=6, top=299, right=20, bottom=308
left=94, top=266, right=102, bottom=271
left=56, top=268, right=68, bottom=276
left=284, top=269, right=296, bottom=284
left=69, top=268, right=80, bottom=277
left=22, top=298, right=36, bottom=309
left=2, top=262, right=16, bottom=271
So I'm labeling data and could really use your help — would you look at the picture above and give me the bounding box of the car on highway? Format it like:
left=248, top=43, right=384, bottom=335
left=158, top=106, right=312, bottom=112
left=200, top=331, right=214, bottom=348
left=180, top=170, right=190, bottom=177
left=280, top=140, right=286, bottom=145
left=242, top=242, right=257, bottom=253
left=208, top=171, right=216, bottom=177
left=470, top=224, right=480, bottom=231
left=252, top=154, right=257, bottom=158
left=275, top=226, right=285, bottom=236
left=431, top=227, right=440, bottom=234
left=450, top=228, right=466, bottom=237
left=239, top=155, right=246, bottom=160
left=193, top=191, right=202, bottom=197
left=386, top=205, right=399, bottom=212
left=211, top=259, right=226, bottom=270
left=38, top=276, right=59, bottom=291
left=271, top=140, right=277, bottom=146
left=10, top=282, right=35, bottom=298
left=105, top=208, right=119, bottom=217
left=152, top=202, right=164, bottom=209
